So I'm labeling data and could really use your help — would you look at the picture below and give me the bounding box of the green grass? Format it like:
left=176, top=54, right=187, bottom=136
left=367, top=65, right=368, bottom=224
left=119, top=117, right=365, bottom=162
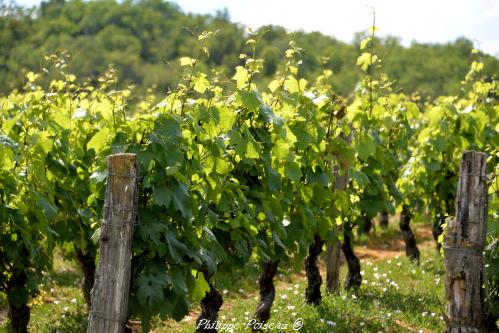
left=157, top=248, right=445, bottom=333
left=0, top=251, right=87, bottom=333
left=0, top=221, right=447, bottom=332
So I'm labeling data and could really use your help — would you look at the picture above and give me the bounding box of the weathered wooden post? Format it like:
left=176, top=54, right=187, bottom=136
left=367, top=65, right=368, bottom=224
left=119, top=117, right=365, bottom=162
left=326, top=131, right=351, bottom=294
left=444, top=151, right=488, bottom=333
left=88, top=154, right=139, bottom=333
left=326, top=166, right=348, bottom=294
left=325, top=241, right=342, bottom=294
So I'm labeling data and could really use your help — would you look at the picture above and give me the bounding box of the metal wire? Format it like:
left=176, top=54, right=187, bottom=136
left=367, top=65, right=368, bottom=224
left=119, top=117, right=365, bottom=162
left=101, top=219, right=138, bottom=228
left=107, top=172, right=140, bottom=179
left=460, top=172, right=487, bottom=181
left=89, top=310, right=127, bottom=324
left=443, top=246, right=483, bottom=256
left=103, top=204, right=135, bottom=212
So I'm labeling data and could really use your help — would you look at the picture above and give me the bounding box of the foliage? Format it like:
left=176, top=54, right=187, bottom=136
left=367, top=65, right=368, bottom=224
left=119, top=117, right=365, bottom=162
left=398, top=55, right=498, bottom=226
left=485, top=147, right=499, bottom=317
left=0, top=19, right=497, bottom=332
left=347, top=33, right=418, bottom=232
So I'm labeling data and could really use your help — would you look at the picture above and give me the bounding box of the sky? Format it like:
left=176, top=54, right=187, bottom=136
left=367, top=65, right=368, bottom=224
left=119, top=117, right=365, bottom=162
left=13, top=0, right=499, bottom=56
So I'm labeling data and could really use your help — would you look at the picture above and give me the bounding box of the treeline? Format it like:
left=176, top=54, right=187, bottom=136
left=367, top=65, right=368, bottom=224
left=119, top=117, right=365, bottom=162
left=1, top=0, right=498, bottom=98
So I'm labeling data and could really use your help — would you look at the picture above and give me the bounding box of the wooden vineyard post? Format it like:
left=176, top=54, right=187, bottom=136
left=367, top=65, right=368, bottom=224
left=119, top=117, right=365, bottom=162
left=326, top=166, right=349, bottom=294
left=444, top=151, right=488, bottom=333
left=87, top=154, right=139, bottom=333
left=325, top=241, right=341, bottom=294
left=326, top=131, right=351, bottom=294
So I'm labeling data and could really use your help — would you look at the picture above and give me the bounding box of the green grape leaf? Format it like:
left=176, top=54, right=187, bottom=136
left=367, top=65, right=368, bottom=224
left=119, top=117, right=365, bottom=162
left=155, top=117, right=182, bottom=139
left=284, top=76, right=300, bottom=93
left=139, top=222, right=165, bottom=246
left=193, top=75, right=210, bottom=93
left=153, top=185, right=172, bottom=208
left=360, top=37, right=372, bottom=50
left=246, top=140, right=260, bottom=159
left=172, top=182, right=190, bottom=218
left=285, top=162, right=302, bottom=181
left=215, top=158, right=229, bottom=174
left=37, top=131, right=53, bottom=154
left=218, top=106, right=235, bottom=131
left=434, top=136, right=447, bottom=151
left=356, top=53, right=378, bottom=72
left=268, top=79, right=280, bottom=93
left=179, top=57, right=196, bottom=67
left=171, top=295, right=190, bottom=321
left=243, top=127, right=260, bottom=159
left=267, top=168, right=281, bottom=192
left=87, top=127, right=110, bottom=152
left=135, top=272, right=168, bottom=307
left=233, top=66, right=248, bottom=88
left=357, top=136, right=376, bottom=160
left=38, top=195, right=58, bottom=221
left=191, top=272, right=210, bottom=302
left=170, top=267, right=188, bottom=294
left=166, top=231, right=190, bottom=263
left=240, top=91, right=260, bottom=110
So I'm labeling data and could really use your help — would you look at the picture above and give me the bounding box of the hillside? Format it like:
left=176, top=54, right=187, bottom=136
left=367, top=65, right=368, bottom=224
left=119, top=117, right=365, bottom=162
left=1, top=0, right=498, bottom=98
